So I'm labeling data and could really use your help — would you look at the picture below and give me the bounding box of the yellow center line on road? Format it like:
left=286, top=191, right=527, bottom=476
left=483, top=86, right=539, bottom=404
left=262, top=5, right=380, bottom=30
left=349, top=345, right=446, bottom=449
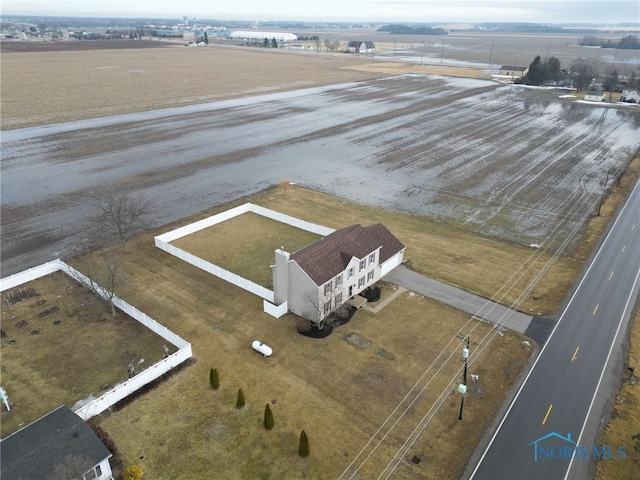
left=593, top=304, right=599, bottom=316
left=609, top=271, right=615, bottom=281
left=542, top=404, right=553, bottom=425
left=571, top=347, right=579, bottom=361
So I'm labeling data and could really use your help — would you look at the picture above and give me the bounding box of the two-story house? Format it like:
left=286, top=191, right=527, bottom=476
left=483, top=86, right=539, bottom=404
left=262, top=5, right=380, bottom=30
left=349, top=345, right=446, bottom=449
left=620, top=88, right=640, bottom=103
left=272, top=223, right=405, bottom=326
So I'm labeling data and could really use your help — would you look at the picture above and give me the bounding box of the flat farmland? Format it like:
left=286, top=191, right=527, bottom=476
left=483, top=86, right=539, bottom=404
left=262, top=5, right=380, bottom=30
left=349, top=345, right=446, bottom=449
left=2, top=64, right=639, bottom=275
left=0, top=43, right=387, bottom=130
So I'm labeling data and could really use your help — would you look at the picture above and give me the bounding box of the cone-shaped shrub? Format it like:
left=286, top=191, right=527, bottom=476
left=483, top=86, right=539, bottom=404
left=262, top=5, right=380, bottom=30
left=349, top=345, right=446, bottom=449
left=236, top=388, right=245, bottom=408
left=210, top=368, right=219, bottom=390
left=263, top=403, right=274, bottom=430
left=298, top=430, right=310, bottom=457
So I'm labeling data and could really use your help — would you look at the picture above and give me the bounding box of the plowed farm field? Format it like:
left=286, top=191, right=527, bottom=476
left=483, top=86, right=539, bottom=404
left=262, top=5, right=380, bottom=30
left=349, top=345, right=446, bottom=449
left=2, top=48, right=639, bottom=275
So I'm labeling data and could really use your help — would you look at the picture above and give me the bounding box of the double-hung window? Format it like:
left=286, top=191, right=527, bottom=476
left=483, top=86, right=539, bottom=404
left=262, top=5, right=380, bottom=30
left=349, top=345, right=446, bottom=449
left=323, top=301, right=332, bottom=314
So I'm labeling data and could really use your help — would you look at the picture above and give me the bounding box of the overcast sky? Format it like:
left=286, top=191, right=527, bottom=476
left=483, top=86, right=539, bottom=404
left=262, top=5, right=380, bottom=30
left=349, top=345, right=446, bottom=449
left=2, top=0, right=638, bottom=24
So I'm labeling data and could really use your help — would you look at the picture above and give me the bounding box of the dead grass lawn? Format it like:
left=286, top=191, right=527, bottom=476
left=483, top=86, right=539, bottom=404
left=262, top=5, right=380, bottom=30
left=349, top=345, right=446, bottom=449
left=58, top=188, right=535, bottom=480
left=171, top=212, right=320, bottom=288
left=596, top=306, right=640, bottom=479
left=0, top=273, right=174, bottom=437
left=5, top=171, right=636, bottom=477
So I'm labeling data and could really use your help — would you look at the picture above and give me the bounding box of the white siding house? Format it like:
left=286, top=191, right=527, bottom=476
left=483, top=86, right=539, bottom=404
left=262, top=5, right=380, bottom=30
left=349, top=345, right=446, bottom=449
left=498, top=65, right=529, bottom=78
left=620, top=89, right=640, bottom=103
left=273, top=224, right=405, bottom=325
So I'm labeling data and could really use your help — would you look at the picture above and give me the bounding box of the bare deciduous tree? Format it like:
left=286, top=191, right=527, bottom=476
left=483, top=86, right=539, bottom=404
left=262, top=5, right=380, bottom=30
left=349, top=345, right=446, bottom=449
left=89, top=188, right=150, bottom=253
left=70, top=252, right=124, bottom=317
left=571, top=57, right=600, bottom=91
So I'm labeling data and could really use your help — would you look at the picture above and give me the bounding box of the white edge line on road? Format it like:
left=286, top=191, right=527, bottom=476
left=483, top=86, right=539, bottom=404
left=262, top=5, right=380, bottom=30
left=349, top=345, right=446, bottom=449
left=469, top=179, right=640, bottom=479
left=564, top=260, right=640, bottom=479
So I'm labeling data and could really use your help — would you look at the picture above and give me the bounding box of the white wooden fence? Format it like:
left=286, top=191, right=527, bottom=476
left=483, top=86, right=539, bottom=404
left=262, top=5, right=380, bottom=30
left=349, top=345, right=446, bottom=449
left=0, top=259, right=192, bottom=421
left=154, top=203, right=334, bottom=317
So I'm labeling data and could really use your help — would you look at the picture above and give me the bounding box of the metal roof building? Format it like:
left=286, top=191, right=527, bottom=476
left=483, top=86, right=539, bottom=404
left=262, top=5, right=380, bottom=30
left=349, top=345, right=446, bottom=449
left=229, top=30, right=297, bottom=41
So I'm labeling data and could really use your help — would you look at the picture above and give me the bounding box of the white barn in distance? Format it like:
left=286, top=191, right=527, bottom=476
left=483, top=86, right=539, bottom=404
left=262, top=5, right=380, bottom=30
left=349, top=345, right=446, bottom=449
left=229, top=31, right=297, bottom=42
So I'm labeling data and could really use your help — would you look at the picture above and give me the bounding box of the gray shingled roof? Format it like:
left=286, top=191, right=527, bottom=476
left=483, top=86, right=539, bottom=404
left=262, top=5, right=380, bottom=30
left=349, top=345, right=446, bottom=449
left=1, top=406, right=112, bottom=479
left=290, top=224, right=405, bottom=285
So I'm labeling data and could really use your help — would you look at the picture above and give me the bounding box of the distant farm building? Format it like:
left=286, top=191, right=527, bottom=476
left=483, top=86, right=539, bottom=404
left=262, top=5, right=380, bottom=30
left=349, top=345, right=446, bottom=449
left=229, top=31, right=297, bottom=42
left=498, top=65, right=529, bottom=78
left=346, top=40, right=376, bottom=53
left=584, top=91, right=606, bottom=102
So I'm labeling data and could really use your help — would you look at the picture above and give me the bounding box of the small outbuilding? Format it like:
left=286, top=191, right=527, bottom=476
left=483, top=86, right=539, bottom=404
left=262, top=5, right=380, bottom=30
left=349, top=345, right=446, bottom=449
left=1, top=405, right=114, bottom=479
left=584, top=91, right=606, bottom=102
left=498, top=65, right=529, bottom=78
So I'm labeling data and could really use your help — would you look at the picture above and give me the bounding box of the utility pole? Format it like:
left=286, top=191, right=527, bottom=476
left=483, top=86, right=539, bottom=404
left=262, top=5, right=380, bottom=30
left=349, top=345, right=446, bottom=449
left=597, top=168, right=613, bottom=216
left=457, top=334, right=481, bottom=420
left=488, top=39, right=494, bottom=68
left=608, top=49, right=618, bottom=103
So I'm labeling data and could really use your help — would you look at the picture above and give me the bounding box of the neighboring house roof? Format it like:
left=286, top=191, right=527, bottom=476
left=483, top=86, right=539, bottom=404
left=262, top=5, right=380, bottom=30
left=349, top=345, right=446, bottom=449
left=585, top=91, right=605, bottom=96
left=1, top=405, right=112, bottom=479
left=291, top=224, right=405, bottom=285
left=500, top=65, right=526, bottom=71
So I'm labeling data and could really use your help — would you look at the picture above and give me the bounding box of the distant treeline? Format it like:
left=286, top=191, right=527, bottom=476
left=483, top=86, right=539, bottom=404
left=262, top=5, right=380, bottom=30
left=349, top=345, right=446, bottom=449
left=477, top=22, right=594, bottom=33
left=579, top=35, right=639, bottom=49
left=377, top=24, right=447, bottom=35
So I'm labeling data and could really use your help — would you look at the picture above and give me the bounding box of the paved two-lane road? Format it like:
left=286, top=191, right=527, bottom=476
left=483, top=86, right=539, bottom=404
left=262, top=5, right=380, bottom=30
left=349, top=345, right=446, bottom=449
left=469, top=179, right=640, bottom=479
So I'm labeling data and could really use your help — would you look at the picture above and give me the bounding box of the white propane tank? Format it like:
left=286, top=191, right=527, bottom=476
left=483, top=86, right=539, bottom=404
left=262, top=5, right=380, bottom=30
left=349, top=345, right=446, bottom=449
left=252, top=340, right=273, bottom=357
